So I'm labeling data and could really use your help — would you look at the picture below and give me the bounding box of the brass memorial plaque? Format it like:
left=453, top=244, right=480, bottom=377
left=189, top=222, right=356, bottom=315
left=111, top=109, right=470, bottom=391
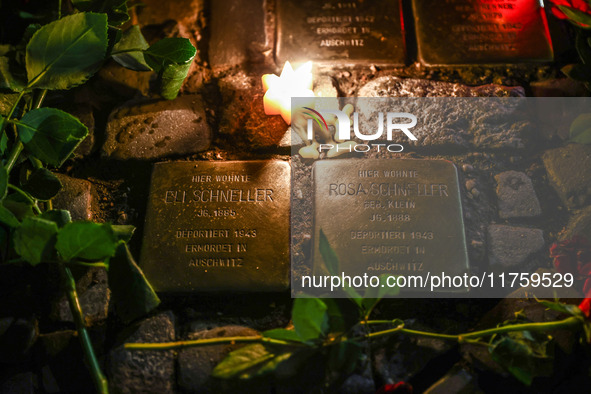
left=313, top=159, right=469, bottom=291
left=140, top=161, right=290, bottom=292
left=412, top=0, right=553, bottom=65
left=276, top=0, right=406, bottom=65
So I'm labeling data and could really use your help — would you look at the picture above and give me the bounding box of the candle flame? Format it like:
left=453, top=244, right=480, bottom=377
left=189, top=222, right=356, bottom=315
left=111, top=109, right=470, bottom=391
left=262, top=61, right=315, bottom=124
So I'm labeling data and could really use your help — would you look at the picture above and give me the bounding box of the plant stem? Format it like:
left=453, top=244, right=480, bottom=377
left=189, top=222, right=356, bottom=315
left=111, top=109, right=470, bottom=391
left=7, top=184, right=41, bottom=214
left=1, top=90, right=25, bottom=133
left=363, top=316, right=583, bottom=342
left=5, top=89, right=47, bottom=174
left=125, top=335, right=307, bottom=350
left=61, top=264, right=109, bottom=394
left=126, top=316, right=584, bottom=352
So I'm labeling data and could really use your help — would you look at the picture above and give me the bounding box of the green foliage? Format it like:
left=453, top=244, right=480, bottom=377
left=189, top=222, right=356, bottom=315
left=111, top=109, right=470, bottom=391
left=22, top=168, right=62, bottom=200
left=17, top=108, right=88, bottom=166
left=558, top=5, right=591, bottom=28
left=72, top=0, right=130, bottom=26
left=538, top=299, right=585, bottom=318
left=108, top=243, right=160, bottom=323
left=14, top=216, right=58, bottom=265
left=111, top=25, right=151, bottom=71
left=213, top=343, right=297, bottom=380
left=489, top=334, right=553, bottom=386
left=569, top=113, right=591, bottom=144
left=0, top=5, right=193, bottom=388
left=56, top=221, right=118, bottom=261
left=144, top=38, right=196, bottom=99
left=292, top=298, right=329, bottom=343
left=26, top=13, right=108, bottom=90
left=0, top=164, right=7, bottom=199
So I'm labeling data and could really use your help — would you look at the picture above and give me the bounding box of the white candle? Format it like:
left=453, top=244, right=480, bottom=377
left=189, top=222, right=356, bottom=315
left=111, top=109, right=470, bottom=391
left=262, top=61, right=315, bottom=124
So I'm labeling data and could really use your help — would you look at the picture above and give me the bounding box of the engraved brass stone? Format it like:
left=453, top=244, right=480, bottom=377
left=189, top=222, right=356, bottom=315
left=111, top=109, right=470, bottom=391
left=313, top=159, right=469, bottom=291
left=276, top=0, right=406, bottom=65
left=412, top=0, right=553, bottom=65
left=140, top=161, right=290, bottom=292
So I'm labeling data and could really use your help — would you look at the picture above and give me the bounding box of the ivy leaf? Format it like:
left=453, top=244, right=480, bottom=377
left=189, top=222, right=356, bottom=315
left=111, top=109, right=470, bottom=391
left=26, top=12, right=108, bottom=90
left=17, top=108, right=88, bottom=167
left=562, top=63, right=591, bottom=82
left=40, top=209, right=71, bottom=228
left=56, top=221, right=118, bottom=261
left=319, top=229, right=339, bottom=276
left=111, top=25, right=151, bottom=71
left=14, top=217, right=59, bottom=265
left=0, top=164, right=7, bottom=200
left=262, top=329, right=303, bottom=343
left=72, top=0, right=130, bottom=26
left=292, top=298, right=329, bottom=343
left=212, top=343, right=295, bottom=380
left=21, top=168, right=62, bottom=200
left=108, top=243, right=160, bottom=323
left=144, top=38, right=196, bottom=100
left=569, top=113, right=591, bottom=144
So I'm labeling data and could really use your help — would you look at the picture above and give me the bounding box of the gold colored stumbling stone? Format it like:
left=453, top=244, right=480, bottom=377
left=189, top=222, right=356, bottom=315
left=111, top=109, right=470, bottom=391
left=313, top=159, right=469, bottom=292
left=140, top=161, right=290, bottom=292
left=412, top=0, right=553, bottom=65
left=276, top=0, right=406, bottom=65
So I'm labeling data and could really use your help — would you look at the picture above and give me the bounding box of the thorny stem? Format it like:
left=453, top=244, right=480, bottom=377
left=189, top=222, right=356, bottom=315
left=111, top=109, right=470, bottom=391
left=62, top=265, right=109, bottom=394
left=125, top=335, right=308, bottom=350
left=125, top=316, right=583, bottom=351
left=362, top=317, right=583, bottom=342
left=5, top=89, right=46, bottom=173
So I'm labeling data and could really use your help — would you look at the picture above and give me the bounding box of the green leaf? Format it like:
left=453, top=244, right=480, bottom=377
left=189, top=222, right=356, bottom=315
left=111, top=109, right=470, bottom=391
left=144, top=38, right=196, bottom=100
left=14, top=217, right=59, bottom=265
left=318, top=229, right=339, bottom=276
left=360, top=275, right=400, bottom=316
left=323, top=298, right=361, bottom=334
left=328, top=340, right=362, bottom=375
left=2, top=195, right=34, bottom=222
left=262, top=329, right=303, bottom=343
left=0, top=130, right=7, bottom=155
left=577, top=33, right=591, bottom=66
left=212, top=343, right=294, bottom=380
left=0, top=164, right=7, bottom=200
left=112, top=25, right=151, bottom=71
left=17, top=108, right=88, bottom=167
left=0, top=204, right=20, bottom=228
left=569, top=113, right=591, bottom=144
left=110, top=224, right=135, bottom=243
left=72, top=0, right=130, bottom=26
left=557, top=5, right=591, bottom=28
left=21, top=168, right=62, bottom=200
left=26, top=12, right=108, bottom=90
left=292, top=298, right=329, bottom=342
left=108, top=243, right=160, bottom=323
left=537, top=299, right=585, bottom=318
left=562, top=63, right=591, bottom=82
left=489, top=336, right=553, bottom=386
left=0, top=57, right=26, bottom=91
left=40, top=209, right=71, bottom=228
left=56, top=221, right=117, bottom=261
